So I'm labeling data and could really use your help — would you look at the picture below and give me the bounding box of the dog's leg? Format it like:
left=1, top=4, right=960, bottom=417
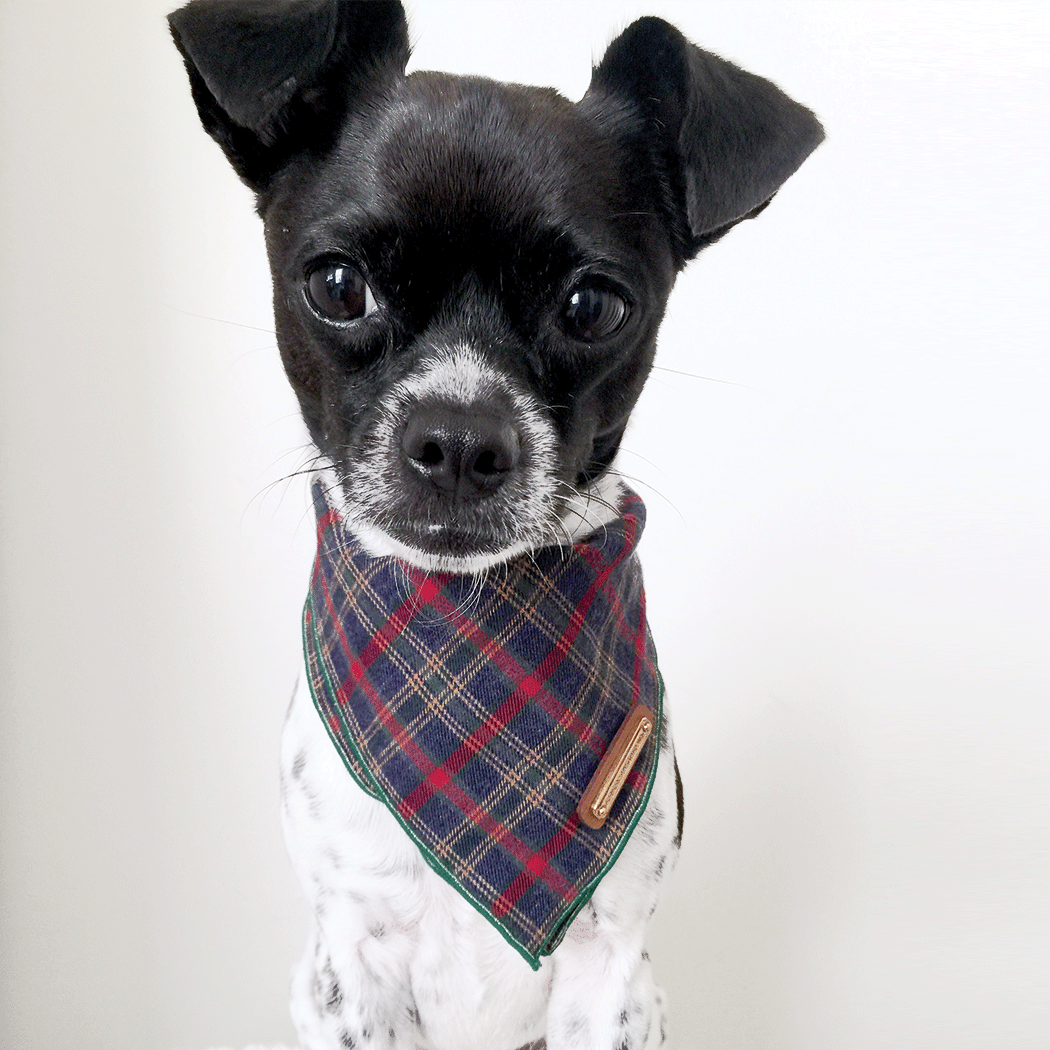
left=545, top=732, right=680, bottom=1050
left=546, top=921, right=667, bottom=1050
left=290, top=919, right=418, bottom=1050
left=289, top=926, right=343, bottom=1050
left=282, top=676, right=424, bottom=1050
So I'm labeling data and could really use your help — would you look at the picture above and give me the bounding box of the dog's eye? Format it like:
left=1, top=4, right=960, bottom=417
left=561, top=285, right=629, bottom=343
left=305, top=261, right=377, bottom=322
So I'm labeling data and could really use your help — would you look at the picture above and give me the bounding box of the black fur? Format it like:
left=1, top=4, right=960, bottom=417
left=673, top=755, right=685, bottom=848
left=168, top=0, right=821, bottom=560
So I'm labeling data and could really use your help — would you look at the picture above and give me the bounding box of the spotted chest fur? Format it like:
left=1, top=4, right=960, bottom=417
left=280, top=656, right=681, bottom=1050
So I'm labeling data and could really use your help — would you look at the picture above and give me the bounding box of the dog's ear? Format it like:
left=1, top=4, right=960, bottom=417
left=586, top=17, right=823, bottom=258
left=168, top=0, right=409, bottom=192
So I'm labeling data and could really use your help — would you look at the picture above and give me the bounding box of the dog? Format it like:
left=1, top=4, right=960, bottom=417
left=168, top=2, right=822, bottom=1048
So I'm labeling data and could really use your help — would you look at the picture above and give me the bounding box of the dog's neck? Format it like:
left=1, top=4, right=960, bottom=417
left=314, top=462, right=628, bottom=574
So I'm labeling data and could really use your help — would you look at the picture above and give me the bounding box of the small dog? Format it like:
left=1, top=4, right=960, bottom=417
left=169, top=3, right=822, bottom=1048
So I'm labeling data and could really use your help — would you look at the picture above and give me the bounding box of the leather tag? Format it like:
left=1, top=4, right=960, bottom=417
left=577, top=705, right=655, bottom=829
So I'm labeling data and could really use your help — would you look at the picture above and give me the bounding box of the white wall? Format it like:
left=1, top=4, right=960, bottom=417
left=1, top=2, right=1046, bottom=1048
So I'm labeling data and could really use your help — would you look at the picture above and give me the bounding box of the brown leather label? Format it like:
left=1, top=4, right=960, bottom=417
left=577, top=705, right=655, bottom=830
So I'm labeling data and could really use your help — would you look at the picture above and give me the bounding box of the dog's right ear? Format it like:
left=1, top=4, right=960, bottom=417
left=168, top=0, right=409, bottom=192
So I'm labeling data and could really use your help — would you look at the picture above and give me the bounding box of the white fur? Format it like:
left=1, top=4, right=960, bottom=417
left=281, top=671, right=678, bottom=1050
left=280, top=472, right=680, bottom=1050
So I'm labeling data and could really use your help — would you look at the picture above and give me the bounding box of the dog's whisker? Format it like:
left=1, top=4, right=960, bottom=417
left=650, top=364, right=749, bottom=387
left=244, top=458, right=327, bottom=524
left=168, top=305, right=276, bottom=335
left=233, top=343, right=281, bottom=362
left=605, top=468, right=687, bottom=527
left=612, top=447, right=668, bottom=481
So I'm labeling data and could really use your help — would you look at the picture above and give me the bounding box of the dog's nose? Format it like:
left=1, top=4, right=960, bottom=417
left=401, top=405, right=520, bottom=500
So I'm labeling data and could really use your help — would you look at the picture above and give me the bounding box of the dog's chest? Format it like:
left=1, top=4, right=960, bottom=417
left=280, top=672, right=554, bottom=1046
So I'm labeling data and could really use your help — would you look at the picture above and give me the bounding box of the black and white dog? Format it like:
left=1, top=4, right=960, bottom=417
left=169, top=3, right=822, bottom=1048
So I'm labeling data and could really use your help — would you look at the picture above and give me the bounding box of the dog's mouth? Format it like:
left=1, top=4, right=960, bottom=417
left=397, top=519, right=547, bottom=566
left=324, top=466, right=624, bottom=575
left=328, top=484, right=564, bottom=573
left=405, top=519, right=527, bottom=558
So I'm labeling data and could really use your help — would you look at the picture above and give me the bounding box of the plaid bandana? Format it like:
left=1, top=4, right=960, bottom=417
left=303, top=480, right=662, bottom=969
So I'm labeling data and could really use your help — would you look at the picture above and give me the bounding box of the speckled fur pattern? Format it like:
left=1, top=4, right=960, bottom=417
left=280, top=623, right=680, bottom=1050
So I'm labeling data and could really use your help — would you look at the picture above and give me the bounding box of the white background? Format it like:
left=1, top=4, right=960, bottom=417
left=1, top=2, right=1047, bottom=1048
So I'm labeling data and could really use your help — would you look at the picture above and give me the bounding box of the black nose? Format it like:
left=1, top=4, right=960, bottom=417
left=401, top=404, right=521, bottom=500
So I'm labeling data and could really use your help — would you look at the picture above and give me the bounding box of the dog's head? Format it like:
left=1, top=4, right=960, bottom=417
left=170, top=0, right=822, bottom=570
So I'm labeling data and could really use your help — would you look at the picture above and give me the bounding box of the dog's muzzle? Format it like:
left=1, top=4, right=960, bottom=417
left=339, top=347, right=561, bottom=568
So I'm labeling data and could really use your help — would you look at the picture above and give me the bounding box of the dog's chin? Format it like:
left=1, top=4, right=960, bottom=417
left=348, top=519, right=547, bottom=574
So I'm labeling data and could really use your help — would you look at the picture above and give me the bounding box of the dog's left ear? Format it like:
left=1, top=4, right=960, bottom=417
left=168, top=0, right=410, bottom=193
left=586, top=17, right=824, bottom=259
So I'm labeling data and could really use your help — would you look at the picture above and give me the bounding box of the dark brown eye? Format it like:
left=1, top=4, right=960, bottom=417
left=305, top=261, right=377, bottom=322
left=561, top=285, right=629, bottom=342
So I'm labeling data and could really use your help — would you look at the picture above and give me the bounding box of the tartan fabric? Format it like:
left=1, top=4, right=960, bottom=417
left=303, top=479, right=662, bottom=969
